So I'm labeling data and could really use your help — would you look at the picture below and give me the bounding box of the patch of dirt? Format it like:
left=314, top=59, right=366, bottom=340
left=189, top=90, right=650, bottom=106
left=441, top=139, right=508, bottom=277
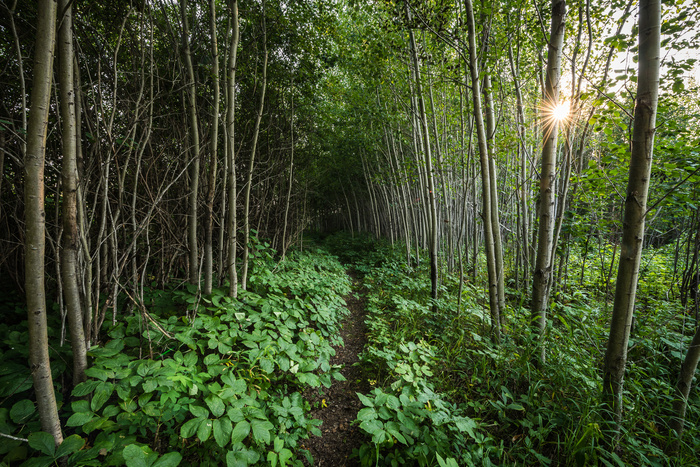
left=303, top=272, right=371, bottom=466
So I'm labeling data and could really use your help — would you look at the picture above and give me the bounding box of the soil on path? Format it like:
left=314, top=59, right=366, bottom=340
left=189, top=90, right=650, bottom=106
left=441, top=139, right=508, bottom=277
left=303, top=272, right=371, bottom=466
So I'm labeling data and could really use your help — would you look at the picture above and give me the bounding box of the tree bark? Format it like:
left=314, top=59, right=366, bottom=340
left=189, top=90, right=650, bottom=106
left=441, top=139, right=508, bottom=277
left=181, top=0, right=201, bottom=287
left=226, top=0, right=240, bottom=298
left=531, top=0, right=566, bottom=362
left=204, top=0, right=221, bottom=295
left=602, top=0, right=661, bottom=439
left=464, top=0, right=500, bottom=342
left=25, top=0, right=63, bottom=446
left=58, top=0, right=87, bottom=385
left=406, top=6, right=439, bottom=308
left=241, top=5, right=268, bottom=291
left=667, top=324, right=700, bottom=453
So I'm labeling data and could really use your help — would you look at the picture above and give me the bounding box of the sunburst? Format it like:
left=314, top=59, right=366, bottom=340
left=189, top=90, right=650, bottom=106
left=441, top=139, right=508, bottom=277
left=539, top=98, right=571, bottom=142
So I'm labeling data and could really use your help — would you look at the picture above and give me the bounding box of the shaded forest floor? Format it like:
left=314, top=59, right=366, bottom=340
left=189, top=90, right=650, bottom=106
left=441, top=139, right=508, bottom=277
left=303, top=271, right=370, bottom=466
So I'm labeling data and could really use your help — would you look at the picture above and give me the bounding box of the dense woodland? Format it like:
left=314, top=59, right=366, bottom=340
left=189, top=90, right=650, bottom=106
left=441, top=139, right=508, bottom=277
left=1, top=0, right=700, bottom=465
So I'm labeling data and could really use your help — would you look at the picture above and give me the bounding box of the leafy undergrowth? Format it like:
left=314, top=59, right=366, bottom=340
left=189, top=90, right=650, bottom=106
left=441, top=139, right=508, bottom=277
left=1, top=246, right=351, bottom=466
left=324, top=232, right=700, bottom=466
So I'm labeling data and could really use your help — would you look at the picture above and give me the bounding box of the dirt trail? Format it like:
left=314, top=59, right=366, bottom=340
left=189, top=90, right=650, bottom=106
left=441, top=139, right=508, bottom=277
left=303, top=272, right=370, bottom=466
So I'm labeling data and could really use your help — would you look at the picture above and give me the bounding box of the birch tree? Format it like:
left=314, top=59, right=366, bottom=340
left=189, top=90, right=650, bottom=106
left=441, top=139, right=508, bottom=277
left=602, top=0, right=661, bottom=437
left=58, top=0, right=87, bottom=384
left=24, top=0, right=63, bottom=445
left=531, top=0, right=567, bottom=362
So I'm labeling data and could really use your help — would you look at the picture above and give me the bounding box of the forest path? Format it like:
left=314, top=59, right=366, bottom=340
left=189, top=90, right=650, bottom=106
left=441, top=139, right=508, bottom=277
left=303, top=270, right=370, bottom=466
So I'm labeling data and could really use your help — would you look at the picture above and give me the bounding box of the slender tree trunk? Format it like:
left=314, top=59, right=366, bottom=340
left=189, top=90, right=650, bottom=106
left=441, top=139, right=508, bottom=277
left=531, top=0, right=566, bottom=362
left=226, top=0, right=240, bottom=298
left=483, top=74, right=506, bottom=320
left=602, top=0, right=661, bottom=439
left=465, top=0, right=500, bottom=342
left=281, top=82, right=294, bottom=260
left=25, top=0, right=63, bottom=446
left=406, top=9, right=439, bottom=307
left=241, top=6, right=267, bottom=291
left=204, top=0, right=221, bottom=295
left=181, top=0, right=201, bottom=286
left=668, top=324, right=700, bottom=453
left=58, top=0, right=87, bottom=385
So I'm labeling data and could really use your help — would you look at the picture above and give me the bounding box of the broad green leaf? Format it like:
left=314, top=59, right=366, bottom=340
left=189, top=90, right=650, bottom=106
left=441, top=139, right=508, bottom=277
left=143, top=379, right=158, bottom=393
left=205, top=395, right=225, bottom=418
left=122, top=444, right=148, bottom=467
left=180, top=418, right=200, bottom=439
left=90, top=383, right=114, bottom=412
left=10, top=399, right=35, bottom=424
left=359, top=419, right=382, bottom=435
left=197, top=419, right=213, bottom=442
left=84, top=366, right=111, bottom=381
left=273, top=436, right=284, bottom=452
left=28, top=431, right=56, bottom=456
left=72, top=380, right=100, bottom=397
left=279, top=448, right=293, bottom=466
left=231, top=420, right=250, bottom=444
left=152, top=452, right=183, bottom=467
left=357, top=407, right=377, bottom=422
left=55, top=435, right=85, bottom=458
left=189, top=404, right=209, bottom=419
left=213, top=417, right=232, bottom=448
left=357, top=393, right=374, bottom=407
left=267, top=451, right=278, bottom=467
left=251, top=419, right=273, bottom=445
left=66, top=411, right=94, bottom=426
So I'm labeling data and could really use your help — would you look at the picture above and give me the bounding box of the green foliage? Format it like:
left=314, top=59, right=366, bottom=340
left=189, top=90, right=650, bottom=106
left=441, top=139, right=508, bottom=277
left=327, top=232, right=700, bottom=466
left=0, top=247, right=350, bottom=466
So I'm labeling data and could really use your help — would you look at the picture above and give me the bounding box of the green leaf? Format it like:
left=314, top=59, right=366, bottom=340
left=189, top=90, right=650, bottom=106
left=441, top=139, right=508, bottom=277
left=273, top=436, right=284, bottom=452
left=213, top=417, right=232, bottom=448
left=357, top=407, right=377, bottom=422
left=251, top=419, right=273, bottom=445
left=152, top=452, right=183, bottom=467
left=197, top=419, right=213, bottom=442
left=55, top=434, right=85, bottom=458
left=28, top=431, right=56, bottom=456
left=226, top=450, right=249, bottom=467
left=66, top=411, right=95, bottom=426
left=10, top=399, right=35, bottom=424
left=122, top=444, right=148, bottom=467
left=357, top=393, right=374, bottom=407
left=142, top=379, right=158, bottom=393
left=279, top=448, right=293, bottom=465
left=180, top=418, right=200, bottom=439
left=359, top=419, right=382, bottom=435
left=267, top=451, right=278, bottom=467
left=91, top=383, right=114, bottom=412
left=231, top=420, right=250, bottom=444
left=189, top=404, right=209, bottom=419
left=84, top=366, right=111, bottom=381
left=205, top=395, right=225, bottom=418
left=72, top=380, right=100, bottom=397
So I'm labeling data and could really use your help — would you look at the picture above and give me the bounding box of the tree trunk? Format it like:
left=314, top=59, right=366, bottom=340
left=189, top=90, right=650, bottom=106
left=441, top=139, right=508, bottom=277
left=25, top=0, right=63, bottom=446
left=58, top=0, right=87, bottom=385
left=241, top=6, right=268, bottom=291
left=483, top=73, right=506, bottom=320
left=602, top=0, right=661, bottom=439
left=464, top=0, right=500, bottom=342
left=181, top=0, right=201, bottom=287
left=406, top=7, right=439, bottom=308
left=531, top=0, right=566, bottom=362
left=204, top=0, right=221, bottom=295
left=668, top=324, right=700, bottom=453
left=226, top=0, right=240, bottom=298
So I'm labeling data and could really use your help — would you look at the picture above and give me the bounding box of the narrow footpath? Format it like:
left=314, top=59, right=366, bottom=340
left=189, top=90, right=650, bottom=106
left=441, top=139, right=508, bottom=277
left=303, top=272, right=371, bottom=466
